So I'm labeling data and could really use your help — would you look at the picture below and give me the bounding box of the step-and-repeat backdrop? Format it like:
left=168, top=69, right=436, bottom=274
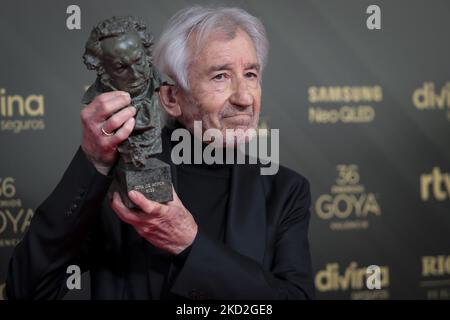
left=0, top=0, right=449, bottom=300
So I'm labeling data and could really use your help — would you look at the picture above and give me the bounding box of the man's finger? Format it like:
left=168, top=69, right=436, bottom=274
left=111, top=192, right=142, bottom=225
left=97, top=91, right=129, bottom=103
left=112, top=117, right=135, bottom=144
left=102, top=106, right=136, bottom=134
left=128, top=190, right=164, bottom=215
left=171, top=186, right=180, bottom=202
left=93, top=93, right=131, bottom=121
left=166, top=186, right=182, bottom=210
left=85, top=91, right=128, bottom=114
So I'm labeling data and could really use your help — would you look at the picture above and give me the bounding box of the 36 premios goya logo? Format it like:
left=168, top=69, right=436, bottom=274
left=0, top=177, right=33, bottom=247
left=315, top=164, right=381, bottom=231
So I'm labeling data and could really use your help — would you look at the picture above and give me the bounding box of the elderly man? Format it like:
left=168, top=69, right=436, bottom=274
left=6, top=6, right=314, bottom=300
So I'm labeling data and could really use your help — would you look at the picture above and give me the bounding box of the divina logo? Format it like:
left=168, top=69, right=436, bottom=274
left=0, top=88, right=46, bottom=133
left=315, top=262, right=389, bottom=293
left=420, top=167, right=450, bottom=201
left=412, top=82, right=450, bottom=120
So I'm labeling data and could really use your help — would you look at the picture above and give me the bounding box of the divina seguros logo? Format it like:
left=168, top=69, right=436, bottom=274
left=0, top=88, right=45, bottom=133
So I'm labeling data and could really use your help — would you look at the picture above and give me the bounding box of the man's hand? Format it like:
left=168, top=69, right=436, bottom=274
left=80, top=91, right=136, bottom=175
left=111, top=188, right=198, bottom=255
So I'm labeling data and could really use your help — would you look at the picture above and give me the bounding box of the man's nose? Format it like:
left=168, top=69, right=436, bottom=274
left=229, top=77, right=254, bottom=108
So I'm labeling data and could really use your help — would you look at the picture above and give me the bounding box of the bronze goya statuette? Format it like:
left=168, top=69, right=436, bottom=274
left=82, top=16, right=173, bottom=207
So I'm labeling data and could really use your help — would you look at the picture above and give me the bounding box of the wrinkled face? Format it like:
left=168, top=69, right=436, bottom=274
left=177, top=29, right=262, bottom=146
left=100, top=31, right=151, bottom=97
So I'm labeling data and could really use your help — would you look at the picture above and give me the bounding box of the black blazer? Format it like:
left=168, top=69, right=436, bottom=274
left=6, top=127, right=314, bottom=300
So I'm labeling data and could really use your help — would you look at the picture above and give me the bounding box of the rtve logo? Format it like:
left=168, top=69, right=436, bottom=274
left=420, top=167, right=450, bottom=201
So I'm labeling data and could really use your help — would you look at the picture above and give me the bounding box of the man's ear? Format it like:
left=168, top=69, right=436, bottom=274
left=158, top=85, right=182, bottom=117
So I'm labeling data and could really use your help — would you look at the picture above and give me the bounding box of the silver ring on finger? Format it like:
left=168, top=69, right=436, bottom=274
left=101, top=126, right=114, bottom=136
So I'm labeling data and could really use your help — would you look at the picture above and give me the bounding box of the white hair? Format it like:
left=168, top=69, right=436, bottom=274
left=153, top=5, right=269, bottom=91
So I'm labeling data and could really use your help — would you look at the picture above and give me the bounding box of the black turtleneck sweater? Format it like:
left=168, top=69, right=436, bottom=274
left=177, top=161, right=230, bottom=242
left=169, top=125, right=232, bottom=267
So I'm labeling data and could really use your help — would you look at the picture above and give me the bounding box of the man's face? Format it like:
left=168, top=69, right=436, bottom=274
left=177, top=29, right=262, bottom=145
left=100, top=31, right=151, bottom=97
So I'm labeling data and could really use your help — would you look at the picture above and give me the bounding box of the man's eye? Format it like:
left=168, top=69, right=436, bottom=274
left=212, top=73, right=227, bottom=81
left=245, top=72, right=258, bottom=79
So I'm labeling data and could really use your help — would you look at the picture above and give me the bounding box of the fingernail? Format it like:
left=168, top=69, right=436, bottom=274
left=129, top=190, right=138, bottom=198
